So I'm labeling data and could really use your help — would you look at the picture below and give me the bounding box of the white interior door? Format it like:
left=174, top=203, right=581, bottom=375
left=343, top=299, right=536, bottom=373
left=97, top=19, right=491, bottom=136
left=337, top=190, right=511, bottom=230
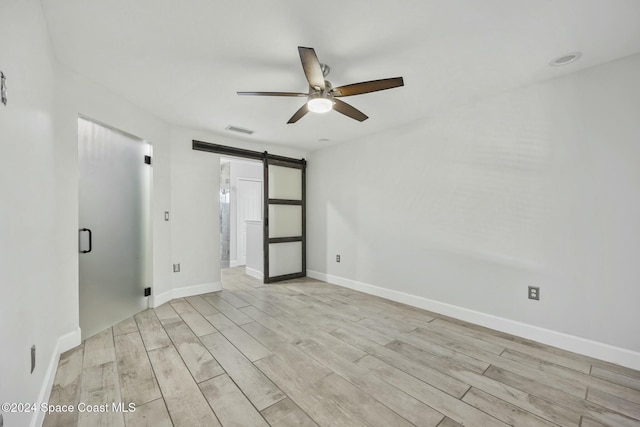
left=236, top=178, right=262, bottom=265
left=78, top=117, right=149, bottom=339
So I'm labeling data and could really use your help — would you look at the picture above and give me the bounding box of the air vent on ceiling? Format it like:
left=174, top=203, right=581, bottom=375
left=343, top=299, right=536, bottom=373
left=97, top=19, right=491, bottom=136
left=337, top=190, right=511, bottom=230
left=225, top=125, right=254, bottom=135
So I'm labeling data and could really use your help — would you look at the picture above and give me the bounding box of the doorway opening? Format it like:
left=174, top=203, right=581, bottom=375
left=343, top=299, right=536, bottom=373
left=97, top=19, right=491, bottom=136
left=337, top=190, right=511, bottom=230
left=219, top=157, right=263, bottom=279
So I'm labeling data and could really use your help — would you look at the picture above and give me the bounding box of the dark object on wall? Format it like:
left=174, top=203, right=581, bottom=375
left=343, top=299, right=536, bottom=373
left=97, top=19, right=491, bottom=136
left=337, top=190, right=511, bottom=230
left=1, top=71, right=7, bottom=106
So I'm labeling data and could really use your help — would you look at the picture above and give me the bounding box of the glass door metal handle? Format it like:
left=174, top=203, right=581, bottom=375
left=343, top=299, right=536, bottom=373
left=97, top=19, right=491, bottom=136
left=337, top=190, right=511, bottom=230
left=79, top=228, right=92, bottom=253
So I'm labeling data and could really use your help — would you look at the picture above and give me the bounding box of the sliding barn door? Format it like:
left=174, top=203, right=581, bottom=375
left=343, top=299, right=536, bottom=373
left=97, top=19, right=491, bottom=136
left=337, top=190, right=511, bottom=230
left=263, top=157, right=306, bottom=283
left=190, top=140, right=307, bottom=284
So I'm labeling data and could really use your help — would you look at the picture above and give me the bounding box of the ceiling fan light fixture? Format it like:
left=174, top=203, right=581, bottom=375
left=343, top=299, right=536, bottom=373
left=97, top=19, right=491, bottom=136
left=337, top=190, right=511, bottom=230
left=307, top=96, right=333, bottom=113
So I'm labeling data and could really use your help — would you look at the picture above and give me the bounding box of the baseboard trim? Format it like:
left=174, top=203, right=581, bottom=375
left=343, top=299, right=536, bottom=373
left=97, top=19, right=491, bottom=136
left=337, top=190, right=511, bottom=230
left=230, top=260, right=242, bottom=268
left=307, top=270, right=640, bottom=370
left=31, top=327, right=81, bottom=427
left=150, top=281, right=222, bottom=307
left=245, top=267, right=263, bottom=281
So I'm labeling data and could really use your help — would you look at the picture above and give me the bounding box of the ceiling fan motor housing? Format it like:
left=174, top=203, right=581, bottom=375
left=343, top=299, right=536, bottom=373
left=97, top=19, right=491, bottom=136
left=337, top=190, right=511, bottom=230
left=308, top=81, right=335, bottom=102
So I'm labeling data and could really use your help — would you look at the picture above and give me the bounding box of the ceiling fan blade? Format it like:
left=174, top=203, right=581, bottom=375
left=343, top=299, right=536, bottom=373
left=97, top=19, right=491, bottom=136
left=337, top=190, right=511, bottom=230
left=331, top=77, right=404, bottom=97
left=287, top=103, right=309, bottom=124
left=298, top=46, right=325, bottom=91
left=237, top=91, right=308, bottom=97
left=333, top=99, right=368, bottom=122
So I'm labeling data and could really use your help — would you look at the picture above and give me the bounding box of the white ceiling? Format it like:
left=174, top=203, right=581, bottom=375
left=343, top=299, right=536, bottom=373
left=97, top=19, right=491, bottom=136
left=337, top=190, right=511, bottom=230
left=41, top=0, right=640, bottom=151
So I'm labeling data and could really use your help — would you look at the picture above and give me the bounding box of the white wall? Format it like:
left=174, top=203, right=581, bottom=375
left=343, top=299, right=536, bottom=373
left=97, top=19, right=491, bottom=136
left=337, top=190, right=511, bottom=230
left=307, top=53, right=640, bottom=368
left=169, top=126, right=220, bottom=295
left=0, top=1, right=66, bottom=425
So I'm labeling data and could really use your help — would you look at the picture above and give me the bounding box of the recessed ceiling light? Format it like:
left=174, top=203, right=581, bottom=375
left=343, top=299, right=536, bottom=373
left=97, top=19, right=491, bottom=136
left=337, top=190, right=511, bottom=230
left=550, top=52, right=582, bottom=67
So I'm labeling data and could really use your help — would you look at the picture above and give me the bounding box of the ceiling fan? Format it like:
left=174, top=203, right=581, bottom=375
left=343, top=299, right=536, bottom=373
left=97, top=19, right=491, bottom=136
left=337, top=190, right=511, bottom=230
left=237, top=46, right=404, bottom=123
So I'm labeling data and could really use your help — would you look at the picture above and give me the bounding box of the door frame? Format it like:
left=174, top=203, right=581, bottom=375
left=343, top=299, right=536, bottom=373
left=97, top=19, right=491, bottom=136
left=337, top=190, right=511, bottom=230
left=193, top=140, right=306, bottom=283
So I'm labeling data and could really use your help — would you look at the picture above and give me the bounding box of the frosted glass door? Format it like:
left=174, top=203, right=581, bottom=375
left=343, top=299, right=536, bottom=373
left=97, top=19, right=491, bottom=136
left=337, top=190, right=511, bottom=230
left=78, top=117, right=149, bottom=339
left=264, top=161, right=306, bottom=282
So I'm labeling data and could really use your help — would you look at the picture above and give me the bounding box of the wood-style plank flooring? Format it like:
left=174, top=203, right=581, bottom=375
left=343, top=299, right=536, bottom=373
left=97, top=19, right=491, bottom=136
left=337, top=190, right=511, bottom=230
left=44, top=268, right=640, bottom=426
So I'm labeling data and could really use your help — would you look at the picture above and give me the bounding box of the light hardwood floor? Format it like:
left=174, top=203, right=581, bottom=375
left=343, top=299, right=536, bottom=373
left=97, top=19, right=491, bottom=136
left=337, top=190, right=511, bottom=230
left=44, top=268, right=640, bottom=426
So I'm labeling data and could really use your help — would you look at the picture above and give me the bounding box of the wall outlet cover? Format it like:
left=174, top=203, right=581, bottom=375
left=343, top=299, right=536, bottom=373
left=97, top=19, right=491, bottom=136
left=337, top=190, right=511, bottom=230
left=528, top=286, right=540, bottom=300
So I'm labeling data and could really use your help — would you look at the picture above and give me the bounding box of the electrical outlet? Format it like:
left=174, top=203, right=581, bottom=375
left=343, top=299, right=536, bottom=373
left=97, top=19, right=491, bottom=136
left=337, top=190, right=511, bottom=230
left=173, top=263, right=180, bottom=273
left=336, top=254, right=341, bottom=263
left=164, top=211, right=170, bottom=221
left=528, top=286, right=540, bottom=300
